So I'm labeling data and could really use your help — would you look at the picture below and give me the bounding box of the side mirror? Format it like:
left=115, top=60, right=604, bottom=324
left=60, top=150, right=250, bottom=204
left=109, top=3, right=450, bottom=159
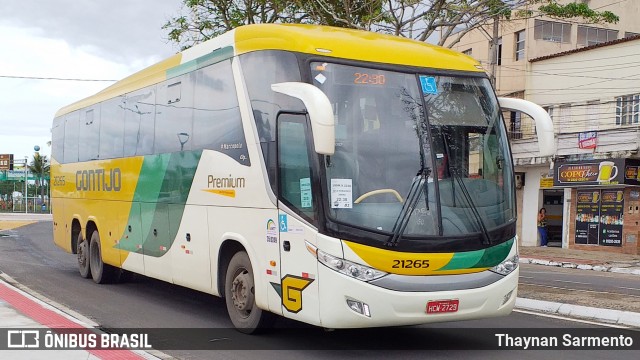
left=498, top=97, right=555, bottom=157
left=271, top=82, right=335, bottom=155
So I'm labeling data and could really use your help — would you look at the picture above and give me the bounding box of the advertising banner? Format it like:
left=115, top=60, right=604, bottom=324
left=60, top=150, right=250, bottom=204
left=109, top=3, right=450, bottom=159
left=578, top=131, right=597, bottom=149
left=599, top=190, right=624, bottom=247
left=575, top=190, right=600, bottom=245
left=0, top=154, right=13, bottom=170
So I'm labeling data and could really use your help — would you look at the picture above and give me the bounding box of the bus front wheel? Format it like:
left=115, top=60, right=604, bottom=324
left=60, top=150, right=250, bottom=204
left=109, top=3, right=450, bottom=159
left=88, top=230, right=118, bottom=284
left=77, top=232, right=90, bottom=279
left=224, top=251, right=274, bottom=334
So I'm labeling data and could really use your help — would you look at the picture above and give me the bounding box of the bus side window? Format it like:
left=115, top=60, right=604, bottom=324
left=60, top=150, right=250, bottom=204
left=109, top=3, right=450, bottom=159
left=63, top=111, right=80, bottom=163
left=278, top=113, right=316, bottom=222
left=99, top=97, right=125, bottom=160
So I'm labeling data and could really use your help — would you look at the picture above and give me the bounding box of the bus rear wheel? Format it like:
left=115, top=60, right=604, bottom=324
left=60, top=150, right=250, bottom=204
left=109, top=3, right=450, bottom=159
left=77, top=232, right=90, bottom=279
left=224, top=251, right=274, bottom=334
left=89, top=230, right=118, bottom=284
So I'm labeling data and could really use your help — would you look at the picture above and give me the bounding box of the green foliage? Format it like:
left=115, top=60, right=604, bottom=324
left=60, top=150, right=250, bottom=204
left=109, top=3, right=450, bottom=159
left=163, top=0, right=620, bottom=49
left=537, top=1, right=619, bottom=24
left=28, top=152, right=50, bottom=200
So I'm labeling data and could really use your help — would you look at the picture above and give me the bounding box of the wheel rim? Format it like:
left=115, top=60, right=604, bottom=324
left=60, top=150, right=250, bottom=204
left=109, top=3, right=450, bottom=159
left=77, top=241, right=88, bottom=268
left=230, top=267, right=254, bottom=318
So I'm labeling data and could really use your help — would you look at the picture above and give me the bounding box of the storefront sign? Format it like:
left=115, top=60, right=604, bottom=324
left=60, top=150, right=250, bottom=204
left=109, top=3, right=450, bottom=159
left=624, top=159, right=640, bottom=186
left=0, top=154, right=13, bottom=170
left=599, top=190, right=624, bottom=247
left=578, top=131, right=597, bottom=149
left=539, top=174, right=554, bottom=189
left=554, top=158, right=627, bottom=186
left=575, top=190, right=600, bottom=245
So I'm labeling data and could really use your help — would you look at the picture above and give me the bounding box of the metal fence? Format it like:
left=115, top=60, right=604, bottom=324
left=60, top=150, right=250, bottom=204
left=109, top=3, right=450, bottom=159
left=0, top=195, right=50, bottom=213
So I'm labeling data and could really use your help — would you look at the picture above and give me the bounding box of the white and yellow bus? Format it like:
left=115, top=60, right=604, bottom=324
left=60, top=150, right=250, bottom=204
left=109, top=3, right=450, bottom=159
left=51, top=24, right=554, bottom=333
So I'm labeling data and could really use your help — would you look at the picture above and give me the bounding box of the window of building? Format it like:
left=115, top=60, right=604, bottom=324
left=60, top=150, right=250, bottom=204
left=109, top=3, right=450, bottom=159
left=616, top=94, right=640, bottom=125
left=515, top=30, right=525, bottom=61
left=543, top=106, right=555, bottom=133
left=496, top=37, right=502, bottom=65
left=534, top=20, right=571, bottom=43
left=509, top=111, right=522, bottom=139
left=462, top=48, right=472, bottom=56
left=558, top=104, right=571, bottom=131
left=625, top=32, right=640, bottom=38
left=577, top=26, right=618, bottom=46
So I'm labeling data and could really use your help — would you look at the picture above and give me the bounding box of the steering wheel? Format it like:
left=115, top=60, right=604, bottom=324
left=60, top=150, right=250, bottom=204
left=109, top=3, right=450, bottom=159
left=354, top=189, right=404, bottom=204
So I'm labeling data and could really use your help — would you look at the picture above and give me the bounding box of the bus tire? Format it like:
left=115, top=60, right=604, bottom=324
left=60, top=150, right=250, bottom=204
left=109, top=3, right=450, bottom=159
left=224, top=251, right=274, bottom=334
left=89, top=230, right=118, bottom=284
left=77, top=232, right=90, bottom=279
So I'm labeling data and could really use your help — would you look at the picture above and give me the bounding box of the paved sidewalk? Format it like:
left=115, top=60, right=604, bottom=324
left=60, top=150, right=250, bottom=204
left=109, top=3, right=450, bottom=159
left=0, top=274, right=160, bottom=360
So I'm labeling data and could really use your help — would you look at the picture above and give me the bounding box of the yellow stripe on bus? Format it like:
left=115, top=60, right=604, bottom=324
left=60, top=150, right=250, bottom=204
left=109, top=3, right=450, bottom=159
left=344, top=240, right=456, bottom=275
left=235, top=24, right=482, bottom=72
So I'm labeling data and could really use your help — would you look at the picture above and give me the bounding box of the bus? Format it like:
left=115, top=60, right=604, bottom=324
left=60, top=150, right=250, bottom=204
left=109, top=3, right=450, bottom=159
left=51, top=24, right=554, bottom=333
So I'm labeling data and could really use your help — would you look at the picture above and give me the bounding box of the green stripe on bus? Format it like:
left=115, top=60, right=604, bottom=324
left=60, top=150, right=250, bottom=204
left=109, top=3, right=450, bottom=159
left=166, top=46, right=234, bottom=79
left=438, top=248, right=486, bottom=271
left=117, top=151, right=202, bottom=257
left=472, top=238, right=514, bottom=268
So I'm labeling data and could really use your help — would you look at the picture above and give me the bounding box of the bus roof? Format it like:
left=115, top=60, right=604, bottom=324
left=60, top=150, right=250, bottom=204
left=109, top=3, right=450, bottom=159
left=55, top=24, right=483, bottom=117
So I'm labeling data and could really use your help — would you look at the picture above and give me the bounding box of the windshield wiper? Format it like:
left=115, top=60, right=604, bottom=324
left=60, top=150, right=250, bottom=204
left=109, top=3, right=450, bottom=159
left=386, top=168, right=430, bottom=247
left=441, top=135, right=492, bottom=245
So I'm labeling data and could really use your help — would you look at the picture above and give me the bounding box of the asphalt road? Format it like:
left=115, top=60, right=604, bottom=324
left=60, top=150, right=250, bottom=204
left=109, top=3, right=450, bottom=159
left=0, top=221, right=637, bottom=360
left=520, top=265, right=640, bottom=296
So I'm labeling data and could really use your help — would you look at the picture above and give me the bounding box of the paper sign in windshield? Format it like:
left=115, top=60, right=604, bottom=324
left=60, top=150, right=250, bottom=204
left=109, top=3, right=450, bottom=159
left=331, top=179, right=353, bottom=209
left=300, top=177, right=312, bottom=208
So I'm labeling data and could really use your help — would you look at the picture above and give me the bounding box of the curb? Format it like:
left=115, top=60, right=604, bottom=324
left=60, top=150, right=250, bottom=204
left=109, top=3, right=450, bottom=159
left=0, top=274, right=167, bottom=360
left=520, top=257, right=640, bottom=276
left=516, top=297, right=640, bottom=328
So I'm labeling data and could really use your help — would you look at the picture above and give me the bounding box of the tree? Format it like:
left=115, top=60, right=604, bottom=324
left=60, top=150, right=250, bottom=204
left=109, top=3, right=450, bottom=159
left=29, top=152, right=50, bottom=204
left=163, top=0, right=309, bottom=50
left=164, top=0, right=619, bottom=50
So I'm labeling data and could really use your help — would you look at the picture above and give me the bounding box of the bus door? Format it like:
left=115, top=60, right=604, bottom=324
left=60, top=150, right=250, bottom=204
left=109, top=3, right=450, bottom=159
left=277, top=112, right=321, bottom=325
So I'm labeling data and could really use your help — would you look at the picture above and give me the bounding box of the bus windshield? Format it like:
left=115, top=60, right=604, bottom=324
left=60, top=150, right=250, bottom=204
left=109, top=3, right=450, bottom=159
left=312, top=62, right=514, bottom=240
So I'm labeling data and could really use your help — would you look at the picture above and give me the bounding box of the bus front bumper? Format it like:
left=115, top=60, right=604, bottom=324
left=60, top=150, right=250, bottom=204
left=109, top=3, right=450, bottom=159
left=317, top=264, right=518, bottom=328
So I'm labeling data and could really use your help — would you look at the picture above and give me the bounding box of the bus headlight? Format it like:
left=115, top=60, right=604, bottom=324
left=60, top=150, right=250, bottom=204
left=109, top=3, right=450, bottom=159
left=489, top=254, right=519, bottom=276
left=316, top=249, right=387, bottom=282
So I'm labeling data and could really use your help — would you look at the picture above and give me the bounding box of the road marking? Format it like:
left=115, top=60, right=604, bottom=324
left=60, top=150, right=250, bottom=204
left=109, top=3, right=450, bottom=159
left=552, top=279, right=591, bottom=285
left=520, top=282, right=640, bottom=299
left=519, top=276, right=534, bottom=279
left=513, top=309, right=629, bottom=328
left=617, top=286, right=640, bottom=292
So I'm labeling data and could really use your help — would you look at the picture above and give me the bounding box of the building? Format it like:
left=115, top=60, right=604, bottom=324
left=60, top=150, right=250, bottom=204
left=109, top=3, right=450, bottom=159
left=525, top=36, right=640, bottom=255
left=448, top=0, right=640, bottom=254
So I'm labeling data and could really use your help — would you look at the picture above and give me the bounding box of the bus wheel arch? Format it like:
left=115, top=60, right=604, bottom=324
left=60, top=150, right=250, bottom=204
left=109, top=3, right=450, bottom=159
left=219, top=240, right=274, bottom=333
left=71, top=219, right=81, bottom=255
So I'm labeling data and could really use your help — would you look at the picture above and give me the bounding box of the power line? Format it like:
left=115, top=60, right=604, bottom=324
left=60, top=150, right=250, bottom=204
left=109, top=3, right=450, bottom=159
left=0, top=75, right=117, bottom=82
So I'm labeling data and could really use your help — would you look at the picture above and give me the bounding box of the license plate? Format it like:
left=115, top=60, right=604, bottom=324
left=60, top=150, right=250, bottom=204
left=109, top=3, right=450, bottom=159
left=426, top=299, right=459, bottom=314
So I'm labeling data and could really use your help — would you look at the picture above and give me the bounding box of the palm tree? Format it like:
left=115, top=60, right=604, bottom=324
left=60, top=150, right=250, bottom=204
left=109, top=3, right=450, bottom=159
left=29, top=152, right=50, bottom=205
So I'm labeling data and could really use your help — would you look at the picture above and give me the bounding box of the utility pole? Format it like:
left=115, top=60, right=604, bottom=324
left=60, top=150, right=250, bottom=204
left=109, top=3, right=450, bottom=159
left=489, top=14, right=500, bottom=87
left=24, top=156, right=28, bottom=214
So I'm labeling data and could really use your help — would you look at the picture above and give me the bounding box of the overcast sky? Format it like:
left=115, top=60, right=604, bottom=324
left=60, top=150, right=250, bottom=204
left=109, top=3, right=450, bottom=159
left=0, top=0, right=183, bottom=163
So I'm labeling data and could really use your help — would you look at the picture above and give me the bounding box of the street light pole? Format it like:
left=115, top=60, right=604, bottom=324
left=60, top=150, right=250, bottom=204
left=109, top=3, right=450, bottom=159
left=24, top=156, right=28, bottom=214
